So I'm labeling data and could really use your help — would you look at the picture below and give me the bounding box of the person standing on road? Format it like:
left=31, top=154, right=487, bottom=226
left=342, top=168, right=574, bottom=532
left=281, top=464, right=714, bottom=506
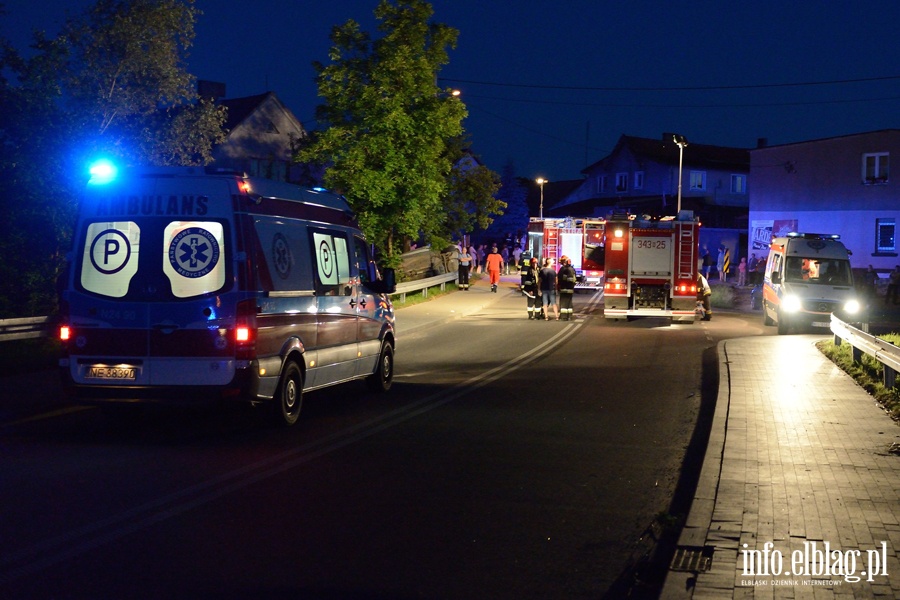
left=557, top=255, right=577, bottom=320
left=737, top=257, right=747, bottom=286
left=538, top=258, right=559, bottom=320
left=520, top=257, right=540, bottom=319
left=457, top=245, right=471, bottom=291
left=748, top=253, right=760, bottom=285
left=716, top=245, right=727, bottom=282
left=886, top=265, right=900, bottom=305
left=485, top=245, right=504, bottom=293
left=697, top=272, right=712, bottom=321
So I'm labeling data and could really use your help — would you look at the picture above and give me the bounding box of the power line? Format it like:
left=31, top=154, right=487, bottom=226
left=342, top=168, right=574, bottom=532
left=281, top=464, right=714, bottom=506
left=460, top=92, right=900, bottom=110
left=440, top=74, right=900, bottom=92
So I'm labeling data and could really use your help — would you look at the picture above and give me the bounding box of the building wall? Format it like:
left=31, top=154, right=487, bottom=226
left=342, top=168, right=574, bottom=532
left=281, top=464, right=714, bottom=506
left=749, top=130, right=900, bottom=270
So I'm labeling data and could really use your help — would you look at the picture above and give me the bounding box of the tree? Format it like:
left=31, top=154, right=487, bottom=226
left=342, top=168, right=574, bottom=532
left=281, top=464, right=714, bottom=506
left=439, top=138, right=504, bottom=245
left=0, top=0, right=225, bottom=317
left=61, top=0, right=226, bottom=165
left=299, top=0, right=490, bottom=266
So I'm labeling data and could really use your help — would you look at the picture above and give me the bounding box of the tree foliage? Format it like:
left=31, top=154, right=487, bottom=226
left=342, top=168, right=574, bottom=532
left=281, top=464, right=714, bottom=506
left=0, top=0, right=225, bottom=317
left=298, top=0, right=501, bottom=265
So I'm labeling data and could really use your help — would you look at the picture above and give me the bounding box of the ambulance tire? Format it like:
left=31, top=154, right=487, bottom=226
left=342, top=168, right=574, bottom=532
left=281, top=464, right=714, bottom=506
left=763, top=307, right=774, bottom=326
left=274, top=361, right=303, bottom=426
left=776, top=312, right=790, bottom=335
left=367, top=341, right=394, bottom=393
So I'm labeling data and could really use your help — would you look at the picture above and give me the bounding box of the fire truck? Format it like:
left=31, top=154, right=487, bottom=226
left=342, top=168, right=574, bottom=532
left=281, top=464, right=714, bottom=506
left=602, top=211, right=700, bottom=323
left=526, top=217, right=606, bottom=289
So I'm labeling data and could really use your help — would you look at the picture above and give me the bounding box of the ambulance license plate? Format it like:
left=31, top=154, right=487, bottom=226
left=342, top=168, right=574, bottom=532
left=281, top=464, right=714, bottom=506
left=86, top=366, right=136, bottom=381
left=812, top=321, right=830, bottom=328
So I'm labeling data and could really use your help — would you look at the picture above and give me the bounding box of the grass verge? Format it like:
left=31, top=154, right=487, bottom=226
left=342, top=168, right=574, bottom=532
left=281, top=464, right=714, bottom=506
left=817, top=335, right=900, bottom=420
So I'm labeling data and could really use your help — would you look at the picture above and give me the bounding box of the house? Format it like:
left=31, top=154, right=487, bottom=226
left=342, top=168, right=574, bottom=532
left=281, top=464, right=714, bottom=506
left=550, top=133, right=751, bottom=263
left=210, top=91, right=308, bottom=183
left=748, top=130, right=900, bottom=271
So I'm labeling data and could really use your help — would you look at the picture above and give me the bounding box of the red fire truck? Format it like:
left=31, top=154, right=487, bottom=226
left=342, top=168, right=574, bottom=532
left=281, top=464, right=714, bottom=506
left=602, top=211, right=700, bottom=323
left=526, top=217, right=606, bottom=289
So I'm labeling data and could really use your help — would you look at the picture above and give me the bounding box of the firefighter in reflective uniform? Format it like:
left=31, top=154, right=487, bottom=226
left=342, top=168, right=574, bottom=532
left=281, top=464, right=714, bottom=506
left=557, top=255, right=577, bottom=320
left=520, top=257, right=540, bottom=319
left=697, top=272, right=712, bottom=321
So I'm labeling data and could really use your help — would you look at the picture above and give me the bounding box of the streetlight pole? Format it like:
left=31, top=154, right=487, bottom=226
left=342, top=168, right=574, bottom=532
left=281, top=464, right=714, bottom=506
left=673, top=135, right=688, bottom=215
left=536, top=177, right=547, bottom=219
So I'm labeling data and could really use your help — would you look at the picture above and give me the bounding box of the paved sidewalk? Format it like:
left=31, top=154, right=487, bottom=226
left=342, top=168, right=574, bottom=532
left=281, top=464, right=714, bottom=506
left=663, top=335, right=900, bottom=599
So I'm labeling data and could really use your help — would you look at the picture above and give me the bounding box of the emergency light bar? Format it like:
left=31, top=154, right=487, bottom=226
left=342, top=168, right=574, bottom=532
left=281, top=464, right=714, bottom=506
left=88, top=159, right=118, bottom=185
left=786, top=232, right=841, bottom=240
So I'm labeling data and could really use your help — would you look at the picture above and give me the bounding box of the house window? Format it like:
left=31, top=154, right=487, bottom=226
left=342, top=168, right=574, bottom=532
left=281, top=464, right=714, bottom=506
left=877, top=218, right=896, bottom=252
left=689, top=171, right=706, bottom=191
left=863, top=152, right=889, bottom=184
left=616, top=173, right=628, bottom=192
left=634, top=171, right=644, bottom=190
left=596, top=175, right=607, bottom=194
left=731, top=174, right=747, bottom=194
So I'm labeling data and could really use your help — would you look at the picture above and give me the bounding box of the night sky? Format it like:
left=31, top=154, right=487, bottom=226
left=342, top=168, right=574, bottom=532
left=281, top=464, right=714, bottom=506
left=4, top=1, right=900, bottom=182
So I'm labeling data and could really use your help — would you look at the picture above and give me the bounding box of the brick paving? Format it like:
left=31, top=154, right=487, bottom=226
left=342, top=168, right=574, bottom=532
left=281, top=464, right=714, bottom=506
left=663, top=335, right=900, bottom=599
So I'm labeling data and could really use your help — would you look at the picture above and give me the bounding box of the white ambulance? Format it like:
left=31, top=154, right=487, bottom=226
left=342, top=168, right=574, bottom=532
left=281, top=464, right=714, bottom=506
left=762, top=232, right=861, bottom=334
left=59, top=161, right=396, bottom=425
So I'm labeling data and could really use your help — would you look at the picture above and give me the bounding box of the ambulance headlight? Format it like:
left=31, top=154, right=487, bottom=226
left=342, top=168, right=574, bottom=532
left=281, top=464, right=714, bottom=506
left=843, top=299, right=861, bottom=314
left=782, top=294, right=803, bottom=313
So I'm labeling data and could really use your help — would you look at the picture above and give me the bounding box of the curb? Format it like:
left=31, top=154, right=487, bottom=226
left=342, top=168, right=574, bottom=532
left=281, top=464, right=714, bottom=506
left=659, top=339, right=732, bottom=599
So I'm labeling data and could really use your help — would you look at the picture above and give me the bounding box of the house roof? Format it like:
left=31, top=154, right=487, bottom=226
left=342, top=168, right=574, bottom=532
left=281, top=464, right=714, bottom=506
left=582, top=134, right=750, bottom=173
left=219, top=91, right=278, bottom=132
left=749, top=128, right=900, bottom=151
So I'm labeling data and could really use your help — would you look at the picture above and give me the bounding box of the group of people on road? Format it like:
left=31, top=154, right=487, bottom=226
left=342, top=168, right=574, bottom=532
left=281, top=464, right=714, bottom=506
left=519, top=255, right=577, bottom=320
left=456, top=240, right=579, bottom=320
left=456, top=243, right=520, bottom=294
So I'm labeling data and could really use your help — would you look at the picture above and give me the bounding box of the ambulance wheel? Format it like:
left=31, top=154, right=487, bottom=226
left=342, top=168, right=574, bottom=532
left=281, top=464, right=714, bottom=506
left=763, top=306, right=774, bottom=326
left=776, top=313, right=790, bottom=335
left=367, top=341, right=394, bottom=393
left=274, top=361, right=303, bottom=426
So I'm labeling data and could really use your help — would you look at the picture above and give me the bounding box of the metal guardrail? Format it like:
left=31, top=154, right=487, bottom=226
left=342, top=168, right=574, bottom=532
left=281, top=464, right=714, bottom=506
left=831, top=314, right=900, bottom=388
left=391, top=271, right=458, bottom=303
left=0, top=316, right=51, bottom=342
left=0, top=273, right=462, bottom=342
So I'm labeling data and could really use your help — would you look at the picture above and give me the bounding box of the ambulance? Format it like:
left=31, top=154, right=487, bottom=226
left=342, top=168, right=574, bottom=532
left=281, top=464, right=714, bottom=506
left=762, top=232, right=861, bottom=334
left=58, top=161, right=397, bottom=425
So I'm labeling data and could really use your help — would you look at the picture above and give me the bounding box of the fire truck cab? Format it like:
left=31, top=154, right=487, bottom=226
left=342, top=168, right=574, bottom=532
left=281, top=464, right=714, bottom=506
left=603, top=211, right=700, bottom=323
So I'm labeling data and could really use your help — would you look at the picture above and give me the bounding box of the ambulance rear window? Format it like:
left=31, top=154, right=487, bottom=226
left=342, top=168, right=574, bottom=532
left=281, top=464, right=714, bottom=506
left=76, top=218, right=230, bottom=300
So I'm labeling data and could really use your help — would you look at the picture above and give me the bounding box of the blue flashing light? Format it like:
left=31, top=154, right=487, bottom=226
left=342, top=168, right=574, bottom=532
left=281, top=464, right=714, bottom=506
left=88, top=159, right=118, bottom=185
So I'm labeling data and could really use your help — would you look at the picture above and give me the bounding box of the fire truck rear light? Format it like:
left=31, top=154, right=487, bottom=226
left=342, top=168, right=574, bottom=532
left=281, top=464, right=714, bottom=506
left=60, top=326, right=71, bottom=341
left=235, top=326, right=251, bottom=342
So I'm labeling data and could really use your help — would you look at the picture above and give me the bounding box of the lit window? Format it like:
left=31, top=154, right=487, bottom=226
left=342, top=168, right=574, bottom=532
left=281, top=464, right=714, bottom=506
left=863, top=152, right=889, bottom=184
left=731, top=174, right=746, bottom=194
left=877, top=218, right=896, bottom=252
left=689, top=171, right=706, bottom=191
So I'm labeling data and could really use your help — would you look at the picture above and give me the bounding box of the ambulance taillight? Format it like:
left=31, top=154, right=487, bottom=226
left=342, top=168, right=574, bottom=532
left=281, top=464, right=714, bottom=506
left=234, top=299, right=258, bottom=359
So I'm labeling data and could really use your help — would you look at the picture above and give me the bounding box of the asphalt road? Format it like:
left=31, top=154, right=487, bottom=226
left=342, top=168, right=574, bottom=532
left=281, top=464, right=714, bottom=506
left=0, top=292, right=771, bottom=599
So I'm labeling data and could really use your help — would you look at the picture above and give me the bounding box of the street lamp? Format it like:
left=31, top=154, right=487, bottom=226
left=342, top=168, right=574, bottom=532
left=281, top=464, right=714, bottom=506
left=673, top=135, right=688, bottom=214
left=536, top=177, right=548, bottom=219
